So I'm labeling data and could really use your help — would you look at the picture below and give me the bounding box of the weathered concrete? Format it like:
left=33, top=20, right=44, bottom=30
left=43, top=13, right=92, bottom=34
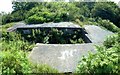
left=84, top=25, right=114, bottom=43
left=28, top=24, right=114, bottom=72
left=17, top=22, right=81, bottom=28
left=7, top=22, right=25, bottom=32
left=7, top=22, right=81, bottom=32
left=28, top=43, right=97, bottom=72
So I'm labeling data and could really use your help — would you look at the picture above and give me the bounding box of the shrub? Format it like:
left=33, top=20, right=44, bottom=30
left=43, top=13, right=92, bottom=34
left=75, top=19, right=84, bottom=27
left=25, top=2, right=82, bottom=24
left=2, top=11, right=26, bottom=25
left=2, top=39, right=34, bottom=52
left=91, top=2, right=120, bottom=27
left=0, top=50, right=59, bottom=74
left=88, top=18, right=96, bottom=22
left=10, top=10, right=27, bottom=22
left=26, top=11, right=56, bottom=24
left=77, top=15, right=85, bottom=22
left=53, top=12, right=64, bottom=22
left=2, top=23, right=35, bottom=51
left=26, top=15, right=45, bottom=24
left=2, top=14, right=12, bottom=25
left=103, top=32, right=120, bottom=48
left=98, top=19, right=120, bottom=32
left=2, top=23, right=17, bottom=41
left=2, top=31, right=35, bottom=51
left=76, top=33, right=119, bottom=74
left=0, top=50, right=32, bottom=74
left=42, top=12, right=54, bottom=22
left=1, top=23, right=59, bottom=74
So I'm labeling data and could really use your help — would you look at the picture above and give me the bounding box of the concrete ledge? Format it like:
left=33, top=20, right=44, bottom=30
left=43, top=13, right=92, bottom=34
left=84, top=25, right=114, bottom=43
left=28, top=43, right=98, bottom=72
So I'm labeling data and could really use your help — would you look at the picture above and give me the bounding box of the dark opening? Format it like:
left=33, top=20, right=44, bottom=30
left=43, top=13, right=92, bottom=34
left=17, top=27, right=91, bottom=44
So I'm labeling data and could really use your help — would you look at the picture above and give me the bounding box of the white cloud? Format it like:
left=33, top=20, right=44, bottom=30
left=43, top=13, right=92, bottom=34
left=0, top=0, right=13, bottom=13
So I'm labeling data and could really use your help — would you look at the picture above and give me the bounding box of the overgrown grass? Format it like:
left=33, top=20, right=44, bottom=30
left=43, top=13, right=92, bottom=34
left=1, top=23, right=59, bottom=74
left=31, top=64, right=59, bottom=73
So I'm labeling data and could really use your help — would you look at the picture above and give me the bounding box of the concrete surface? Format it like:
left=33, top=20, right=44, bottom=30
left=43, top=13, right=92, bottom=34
left=28, top=25, right=114, bottom=72
left=28, top=43, right=97, bottom=72
left=84, top=25, right=114, bottom=43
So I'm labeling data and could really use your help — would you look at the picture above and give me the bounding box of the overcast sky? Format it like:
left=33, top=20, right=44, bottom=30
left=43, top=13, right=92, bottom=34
left=0, top=0, right=119, bottom=13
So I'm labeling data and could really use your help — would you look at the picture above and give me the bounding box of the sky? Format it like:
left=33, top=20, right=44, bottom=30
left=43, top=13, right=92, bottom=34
left=0, top=0, right=119, bottom=13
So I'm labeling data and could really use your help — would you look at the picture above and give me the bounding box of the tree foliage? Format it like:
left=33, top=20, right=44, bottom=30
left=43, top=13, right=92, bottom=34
left=2, top=2, right=120, bottom=28
left=91, top=2, right=120, bottom=27
left=97, top=19, right=120, bottom=32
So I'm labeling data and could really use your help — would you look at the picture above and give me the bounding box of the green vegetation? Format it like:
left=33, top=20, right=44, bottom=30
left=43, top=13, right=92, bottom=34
left=0, top=50, right=32, bottom=74
left=31, top=64, right=58, bottom=73
left=25, top=2, right=79, bottom=24
left=97, top=19, right=120, bottom=33
left=0, top=49, right=58, bottom=74
left=1, top=23, right=59, bottom=74
left=1, top=2, right=120, bottom=28
left=91, top=2, right=120, bottom=27
left=76, top=32, right=120, bottom=74
left=19, top=28, right=84, bottom=44
left=103, top=32, right=120, bottom=48
left=1, top=1, right=120, bottom=74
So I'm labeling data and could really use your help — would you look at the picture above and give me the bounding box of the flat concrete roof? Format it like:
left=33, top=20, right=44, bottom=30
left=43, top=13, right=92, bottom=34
left=7, top=22, right=81, bottom=32
left=17, top=22, right=81, bottom=29
left=84, top=25, right=114, bottom=43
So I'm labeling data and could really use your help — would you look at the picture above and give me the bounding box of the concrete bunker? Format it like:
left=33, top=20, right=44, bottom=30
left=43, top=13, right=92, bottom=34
left=8, top=22, right=91, bottom=44
left=7, top=22, right=113, bottom=72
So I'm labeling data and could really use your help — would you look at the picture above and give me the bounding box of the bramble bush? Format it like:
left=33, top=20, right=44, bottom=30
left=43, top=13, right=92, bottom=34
left=75, top=33, right=119, bottom=74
